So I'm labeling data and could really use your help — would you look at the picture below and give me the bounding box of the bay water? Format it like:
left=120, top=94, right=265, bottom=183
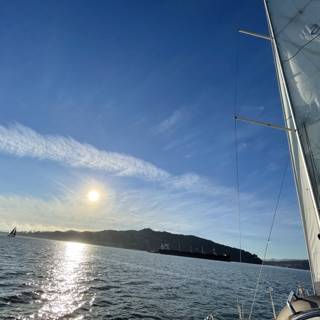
left=0, top=235, right=312, bottom=319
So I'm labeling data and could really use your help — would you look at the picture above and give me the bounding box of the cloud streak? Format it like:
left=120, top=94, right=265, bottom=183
left=0, top=122, right=300, bottom=257
left=0, top=181, right=298, bottom=259
left=0, top=123, right=225, bottom=197
left=152, top=109, right=183, bottom=135
left=0, top=123, right=169, bottom=181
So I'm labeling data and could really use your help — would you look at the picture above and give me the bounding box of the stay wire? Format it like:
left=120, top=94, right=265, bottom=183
left=233, top=29, right=242, bottom=266
left=274, top=0, right=316, bottom=63
left=233, top=29, right=245, bottom=320
left=247, top=160, right=290, bottom=320
left=234, top=120, right=242, bottom=265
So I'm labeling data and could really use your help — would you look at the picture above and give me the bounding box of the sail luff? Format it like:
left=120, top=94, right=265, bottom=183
left=264, top=0, right=316, bottom=292
left=277, top=59, right=317, bottom=293
left=264, top=0, right=320, bottom=230
left=264, top=0, right=320, bottom=293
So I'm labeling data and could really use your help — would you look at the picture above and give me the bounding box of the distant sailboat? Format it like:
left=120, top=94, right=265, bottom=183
left=8, top=227, right=16, bottom=237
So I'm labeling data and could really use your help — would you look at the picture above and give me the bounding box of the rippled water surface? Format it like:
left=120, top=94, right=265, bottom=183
left=0, top=235, right=312, bottom=319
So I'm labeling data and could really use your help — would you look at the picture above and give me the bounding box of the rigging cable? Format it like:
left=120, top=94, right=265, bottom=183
left=274, top=0, right=318, bottom=63
left=276, top=0, right=313, bottom=37
left=247, top=160, right=289, bottom=320
left=233, top=28, right=244, bottom=319
left=233, top=26, right=242, bottom=266
left=234, top=118, right=242, bottom=265
left=283, top=31, right=320, bottom=62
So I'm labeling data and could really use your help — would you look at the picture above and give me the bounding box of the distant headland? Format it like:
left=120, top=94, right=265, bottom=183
left=264, top=259, right=309, bottom=270
left=22, top=228, right=262, bottom=264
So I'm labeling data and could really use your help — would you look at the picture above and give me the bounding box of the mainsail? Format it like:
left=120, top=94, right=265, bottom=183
left=8, top=227, right=16, bottom=237
left=265, top=0, right=320, bottom=293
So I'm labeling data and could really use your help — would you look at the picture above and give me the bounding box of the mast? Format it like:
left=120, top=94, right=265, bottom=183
left=263, top=0, right=320, bottom=294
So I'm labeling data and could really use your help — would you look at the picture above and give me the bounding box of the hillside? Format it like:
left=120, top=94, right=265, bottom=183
left=22, top=228, right=262, bottom=264
left=264, top=259, right=309, bottom=270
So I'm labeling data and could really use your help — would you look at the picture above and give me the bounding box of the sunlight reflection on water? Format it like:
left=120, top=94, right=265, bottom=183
left=0, top=236, right=313, bottom=319
left=35, top=242, right=94, bottom=319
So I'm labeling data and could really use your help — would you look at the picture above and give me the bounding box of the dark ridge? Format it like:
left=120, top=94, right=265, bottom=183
left=264, top=259, right=309, bottom=270
left=21, top=228, right=262, bottom=264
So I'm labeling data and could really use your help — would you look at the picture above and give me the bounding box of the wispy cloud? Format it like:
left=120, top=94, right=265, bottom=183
left=0, top=181, right=261, bottom=236
left=0, top=122, right=301, bottom=258
left=152, top=109, right=183, bottom=135
left=0, top=193, right=115, bottom=232
left=0, top=123, right=225, bottom=197
left=0, top=122, right=297, bottom=256
left=0, top=123, right=169, bottom=181
left=0, top=180, right=298, bottom=259
left=163, top=133, right=197, bottom=151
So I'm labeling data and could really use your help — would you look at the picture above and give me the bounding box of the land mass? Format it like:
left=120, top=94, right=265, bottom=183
left=264, top=259, right=309, bottom=270
left=22, top=228, right=262, bottom=264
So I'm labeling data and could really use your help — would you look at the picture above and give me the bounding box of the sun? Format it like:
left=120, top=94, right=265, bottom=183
left=87, top=190, right=101, bottom=202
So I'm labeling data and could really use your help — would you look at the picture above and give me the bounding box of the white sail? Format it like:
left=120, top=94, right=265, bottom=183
left=265, top=0, right=320, bottom=293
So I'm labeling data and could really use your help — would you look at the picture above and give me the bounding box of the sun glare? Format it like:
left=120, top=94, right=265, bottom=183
left=87, top=190, right=100, bottom=202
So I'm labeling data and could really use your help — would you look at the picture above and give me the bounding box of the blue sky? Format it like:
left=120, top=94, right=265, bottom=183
left=0, top=0, right=307, bottom=259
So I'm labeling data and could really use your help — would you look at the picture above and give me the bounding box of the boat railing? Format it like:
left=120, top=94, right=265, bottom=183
left=290, top=309, right=320, bottom=320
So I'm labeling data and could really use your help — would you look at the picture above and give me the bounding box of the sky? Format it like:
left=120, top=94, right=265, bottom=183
left=0, top=0, right=307, bottom=259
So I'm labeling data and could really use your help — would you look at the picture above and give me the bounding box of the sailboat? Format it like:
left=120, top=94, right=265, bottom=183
left=8, top=226, right=16, bottom=237
left=236, top=0, right=320, bottom=319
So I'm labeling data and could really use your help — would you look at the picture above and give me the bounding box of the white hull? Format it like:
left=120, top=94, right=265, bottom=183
left=277, top=295, right=320, bottom=320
